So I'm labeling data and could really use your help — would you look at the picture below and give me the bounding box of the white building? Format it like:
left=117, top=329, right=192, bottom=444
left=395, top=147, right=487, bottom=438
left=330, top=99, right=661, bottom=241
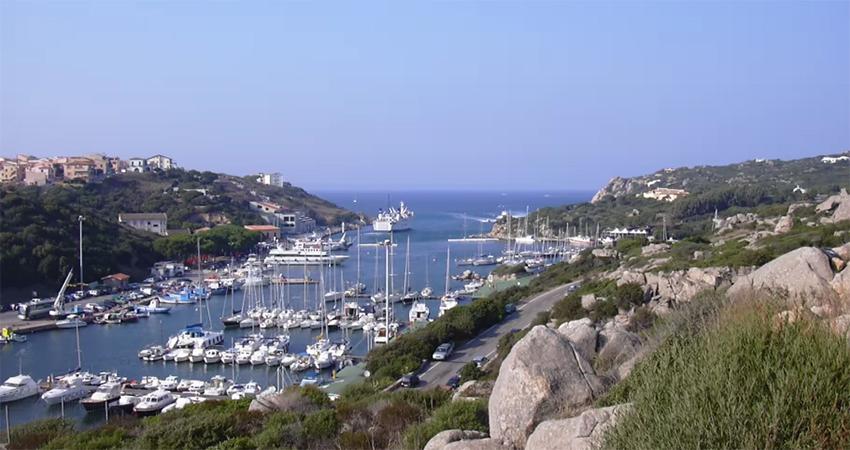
left=275, top=211, right=316, bottom=235
left=146, top=155, right=175, bottom=171
left=821, top=155, right=849, bottom=164
left=119, top=213, right=168, bottom=235
left=256, top=172, right=284, bottom=187
left=128, top=158, right=147, bottom=173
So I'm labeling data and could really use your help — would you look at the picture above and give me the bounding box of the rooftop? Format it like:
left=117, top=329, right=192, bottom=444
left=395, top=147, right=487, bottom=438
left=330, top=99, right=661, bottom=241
left=119, top=212, right=167, bottom=221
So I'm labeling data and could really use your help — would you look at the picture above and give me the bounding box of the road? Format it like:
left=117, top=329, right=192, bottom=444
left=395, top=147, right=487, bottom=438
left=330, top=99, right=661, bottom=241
left=417, top=282, right=574, bottom=389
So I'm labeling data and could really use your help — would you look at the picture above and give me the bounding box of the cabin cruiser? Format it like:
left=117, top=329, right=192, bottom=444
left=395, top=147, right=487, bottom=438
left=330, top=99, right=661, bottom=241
left=41, top=373, right=88, bottom=405
left=159, top=376, right=180, bottom=391
left=203, top=376, right=230, bottom=396
left=373, top=202, right=413, bottom=232
left=0, top=375, right=39, bottom=403
left=374, top=322, right=399, bottom=345
left=55, top=314, right=88, bottom=329
left=140, top=345, right=166, bottom=361
left=408, top=300, right=430, bottom=324
left=438, top=293, right=459, bottom=317
left=81, top=381, right=122, bottom=412
left=420, top=287, right=434, bottom=297
left=165, top=324, right=224, bottom=350
left=133, top=390, right=176, bottom=416
left=115, top=394, right=140, bottom=414
left=203, top=348, right=221, bottom=364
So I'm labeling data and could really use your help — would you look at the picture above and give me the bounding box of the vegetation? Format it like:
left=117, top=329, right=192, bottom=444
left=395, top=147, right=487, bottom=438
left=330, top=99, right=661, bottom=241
left=0, top=168, right=357, bottom=301
left=153, top=225, right=262, bottom=260
left=402, top=400, right=488, bottom=449
left=600, top=298, right=850, bottom=449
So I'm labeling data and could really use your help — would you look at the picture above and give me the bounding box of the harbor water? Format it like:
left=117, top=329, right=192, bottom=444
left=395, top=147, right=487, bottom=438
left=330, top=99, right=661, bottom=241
left=0, top=190, right=590, bottom=428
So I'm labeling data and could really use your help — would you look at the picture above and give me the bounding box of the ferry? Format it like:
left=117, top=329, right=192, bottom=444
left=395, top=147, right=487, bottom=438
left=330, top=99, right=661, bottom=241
left=264, top=241, right=349, bottom=266
left=373, top=202, right=413, bottom=232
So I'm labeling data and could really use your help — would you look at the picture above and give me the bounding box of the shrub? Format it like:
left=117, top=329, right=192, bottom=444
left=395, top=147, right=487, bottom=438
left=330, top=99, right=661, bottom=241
left=301, top=409, right=339, bottom=442
left=615, top=237, right=647, bottom=255
left=339, top=431, right=372, bottom=449
left=615, top=283, right=644, bottom=309
left=459, top=361, right=484, bottom=382
left=601, top=304, right=850, bottom=449
left=532, top=310, right=551, bottom=326
left=253, top=411, right=303, bottom=449
left=626, top=306, right=656, bottom=333
left=8, top=419, right=74, bottom=450
left=402, top=400, right=488, bottom=450
left=552, top=294, right=586, bottom=323
left=590, top=298, right=618, bottom=322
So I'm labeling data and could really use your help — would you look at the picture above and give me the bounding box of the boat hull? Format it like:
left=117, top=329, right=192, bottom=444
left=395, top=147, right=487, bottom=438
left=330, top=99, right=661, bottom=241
left=81, top=397, right=120, bottom=412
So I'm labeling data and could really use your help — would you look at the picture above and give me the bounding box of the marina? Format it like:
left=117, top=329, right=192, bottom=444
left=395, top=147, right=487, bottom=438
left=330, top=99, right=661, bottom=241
left=0, top=191, right=588, bottom=429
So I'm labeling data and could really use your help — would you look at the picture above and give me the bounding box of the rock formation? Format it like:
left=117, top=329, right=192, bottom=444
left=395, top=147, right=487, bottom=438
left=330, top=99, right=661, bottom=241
left=525, top=404, right=632, bottom=450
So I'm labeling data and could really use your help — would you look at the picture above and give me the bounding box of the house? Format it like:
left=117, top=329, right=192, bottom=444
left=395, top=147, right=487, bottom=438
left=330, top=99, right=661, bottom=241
left=85, top=154, right=111, bottom=176
left=822, top=155, right=850, bottom=164
left=244, top=224, right=281, bottom=241
left=24, top=163, right=55, bottom=186
left=0, top=161, right=24, bottom=184
left=256, top=172, right=284, bottom=187
left=119, top=212, right=168, bottom=235
left=62, top=157, right=96, bottom=182
left=249, top=201, right=282, bottom=214
left=101, top=273, right=130, bottom=291
left=275, top=211, right=316, bottom=235
left=146, top=154, right=175, bottom=171
left=128, top=158, right=147, bottom=173
left=640, top=188, right=689, bottom=202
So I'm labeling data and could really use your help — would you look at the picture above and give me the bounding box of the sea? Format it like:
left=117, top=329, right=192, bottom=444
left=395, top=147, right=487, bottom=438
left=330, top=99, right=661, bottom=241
left=0, top=190, right=591, bottom=429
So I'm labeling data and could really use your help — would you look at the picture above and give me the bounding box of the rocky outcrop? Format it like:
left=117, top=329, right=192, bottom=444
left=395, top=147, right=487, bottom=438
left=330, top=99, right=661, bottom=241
left=595, top=328, right=642, bottom=377
left=443, top=438, right=508, bottom=450
left=453, top=380, right=494, bottom=402
left=558, top=318, right=598, bottom=361
left=591, top=248, right=620, bottom=259
left=816, top=189, right=850, bottom=223
left=424, top=430, right=491, bottom=450
left=525, top=404, right=632, bottom=450
left=774, top=215, right=794, bottom=234
left=591, top=176, right=641, bottom=203
left=489, top=326, right=604, bottom=449
left=641, top=243, right=670, bottom=256
left=728, top=247, right=835, bottom=302
left=580, top=293, right=599, bottom=309
left=643, top=267, right=738, bottom=303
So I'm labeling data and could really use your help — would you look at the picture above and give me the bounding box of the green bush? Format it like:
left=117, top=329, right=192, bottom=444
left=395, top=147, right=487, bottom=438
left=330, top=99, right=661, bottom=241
left=301, top=409, right=339, bottom=442
left=253, top=411, right=302, bottom=449
left=626, top=306, right=656, bottom=333
left=615, top=237, right=647, bottom=256
left=402, top=400, right=488, bottom=449
left=552, top=294, right=586, bottom=323
left=615, top=283, right=644, bottom=310
left=590, top=298, right=619, bottom=322
left=602, top=304, right=850, bottom=449
left=8, top=419, right=74, bottom=450
left=459, top=361, right=484, bottom=382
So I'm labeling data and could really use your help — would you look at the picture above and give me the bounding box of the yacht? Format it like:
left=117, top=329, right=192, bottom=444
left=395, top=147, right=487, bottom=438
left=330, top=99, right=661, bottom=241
left=0, top=375, right=39, bottom=403
left=81, top=381, right=122, bottom=412
left=133, top=390, right=176, bottom=416
left=373, top=202, right=414, bottom=232
left=438, top=293, right=459, bottom=317
left=41, top=373, right=88, bottom=405
left=264, top=241, right=349, bottom=266
left=203, top=349, right=221, bottom=364
left=203, top=376, right=230, bottom=397
left=165, top=324, right=224, bottom=350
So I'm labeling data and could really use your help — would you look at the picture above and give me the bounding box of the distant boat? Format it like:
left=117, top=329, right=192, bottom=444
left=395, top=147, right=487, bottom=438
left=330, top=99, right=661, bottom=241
left=373, top=202, right=413, bottom=232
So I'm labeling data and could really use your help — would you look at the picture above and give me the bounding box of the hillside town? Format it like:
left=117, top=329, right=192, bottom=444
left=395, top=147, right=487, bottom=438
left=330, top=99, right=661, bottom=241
left=0, top=153, right=176, bottom=185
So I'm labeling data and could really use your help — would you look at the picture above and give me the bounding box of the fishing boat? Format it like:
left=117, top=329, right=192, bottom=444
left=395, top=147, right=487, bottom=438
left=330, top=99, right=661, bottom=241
left=0, top=375, right=39, bottom=403
left=373, top=201, right=413, bottom=232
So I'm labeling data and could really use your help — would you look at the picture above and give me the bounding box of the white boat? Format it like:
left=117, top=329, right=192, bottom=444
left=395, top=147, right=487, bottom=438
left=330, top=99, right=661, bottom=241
left=81, top=381, right=122, bottom=412
left=136, top=298, right=171, bottom=314
left=115, top=395, right=140, bottom=414
left=420, top=287, right=433, bottom=298
left=203, top=349, right=221, bottom=364
left=0, top=329, right=27, bottom=344
left=55, top=315, right=88, bottom=329
left=220, top=350, right=236, bottom=365
left=0, top=375, right=39, bottom=403
left=264, top=241, right=349, bottom=266
left=159, top=376, right=180, bottom=391
left=280, top=353, right=297, bottom=367
left=373, top=201, right=413, bottom=232
left=133, top=390, right=176, bottom=416
left=235, top=349, right=253, bottom=365
left=189, top=347, right=205, bottom=363
left=203, top=376, right=229, bottom=396
left=173, top=348, right=191, bottom=363
left=41, top=373, right=88, bottom=405
left=408, top=300, right=430, bottom=324
left=249, top=349, right=267, bottom=366
left=165, top=324, right=224, bottom=350
left=438, top=294, right=459, bottom=317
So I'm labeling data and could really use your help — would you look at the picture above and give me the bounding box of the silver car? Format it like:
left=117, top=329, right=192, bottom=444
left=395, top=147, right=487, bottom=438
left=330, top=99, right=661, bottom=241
left=432, top=342, right=455, bottom=360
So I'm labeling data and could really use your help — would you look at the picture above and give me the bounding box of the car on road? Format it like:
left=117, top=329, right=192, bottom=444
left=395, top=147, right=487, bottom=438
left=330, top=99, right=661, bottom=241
left=473, top=356, right=489, bottom=368
left=400, top=374, right=420, bottom=388
left=446, top=375, right=461, bottom=389
left=504, top=303, right=517, bottom=314
left=432, top=342, right=455, bottom=360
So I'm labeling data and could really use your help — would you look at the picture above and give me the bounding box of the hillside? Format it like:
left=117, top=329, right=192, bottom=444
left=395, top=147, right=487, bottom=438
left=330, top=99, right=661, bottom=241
left=0, top=169, right=360, bottom=301
left=495, top=151, right=850, bottom=240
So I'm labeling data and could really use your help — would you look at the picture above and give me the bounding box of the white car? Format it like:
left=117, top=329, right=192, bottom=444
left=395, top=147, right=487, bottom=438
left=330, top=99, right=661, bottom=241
left=432, top=342, right=455, bottom=361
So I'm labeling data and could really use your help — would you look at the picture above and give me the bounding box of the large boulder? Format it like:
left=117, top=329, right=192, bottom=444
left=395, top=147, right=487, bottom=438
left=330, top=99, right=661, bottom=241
left=641, top=243, right=670, bottom=256
left=425, top=430, right=490, bottom=450
left=832, top=269, right=850, bottom=298
left=580, top=293, right=599, bottom=310
left=729, top=247, right=835, bottom=302
left=444, top=438, right=509, bottom=450
left=557, top=318, right=598, bottom=361
left=525, top=404, right=632, bottom=450
left=833, top=242, right=850, bottom=262
left=596, top=328, right=642, bottom=377
left=489, top=326, right=604, bottom=449
left=774, top=215, right=794, bottom=234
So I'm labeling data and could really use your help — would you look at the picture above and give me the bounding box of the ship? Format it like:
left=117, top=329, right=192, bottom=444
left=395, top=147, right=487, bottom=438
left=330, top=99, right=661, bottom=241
left=373, top=202, right=413, bottom=232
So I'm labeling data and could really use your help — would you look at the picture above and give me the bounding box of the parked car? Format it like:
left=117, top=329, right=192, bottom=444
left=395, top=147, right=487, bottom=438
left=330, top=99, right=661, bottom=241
left=432, top=342, right=455, bottom=361
left=400, top=374, right=420, bottom=388
left=446, top=375, right=461, bottom=389
left=473, top=356, right=489, bottom=368
left=504, top=303, right=517, bottom=314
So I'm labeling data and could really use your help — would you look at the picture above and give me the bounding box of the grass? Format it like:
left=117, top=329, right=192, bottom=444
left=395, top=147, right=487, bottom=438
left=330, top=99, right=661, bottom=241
left=599, top=295, right=850, bottom=449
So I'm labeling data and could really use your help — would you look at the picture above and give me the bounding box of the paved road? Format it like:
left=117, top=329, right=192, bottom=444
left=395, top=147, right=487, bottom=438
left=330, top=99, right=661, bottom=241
left=417, top=282, right=574, bottom=389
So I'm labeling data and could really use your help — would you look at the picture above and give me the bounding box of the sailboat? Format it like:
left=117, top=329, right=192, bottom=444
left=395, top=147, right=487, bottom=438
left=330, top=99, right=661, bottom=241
left=374, top=240, right=399, bottom=345
left=438, top=247, right=459, bottom=317
left=401, top=236, right=421, bottom=303
left=49, top=270, right=74, bottom=318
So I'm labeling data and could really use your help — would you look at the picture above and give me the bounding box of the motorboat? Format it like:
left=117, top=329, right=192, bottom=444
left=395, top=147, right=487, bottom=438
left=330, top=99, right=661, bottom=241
left=115, top=395, right=140, bottom=414
left=0, top=375, right=39, bottom=403
left=55, top=314, right=88, bottom=329
left=189, top=347, right=205, bottom=363
left=159, top=376, right=180, bottom=391
left=165, top=324, right=224, bottom=350
left=136, top=298, right=171, bottom=314
left=162, top=396, right=206, bottom=413
left=373, top=201, right=413, bottom=232
left=173, top=348, right=191, bottom=363
left=203, top=349, right=221, bottom=364
left=141, top=346, right=166, bottom=362
left=235, top=349, right=253, bottom=365
left=249, top=349, right=268, bottom=366
left=133, top=390, right=176, bottom=416
left=41, top=373, right=88, bottom=405
left=81, top=381, right=122, bottom=412
left=220, top=350, right=236, bottom=365
left=203, top=376, right=229, bottom=397
left=438, top=294, right=459, bottom=317
left=408, top=300, right=430, bottom=324
left=420, top=287, right=434, bottom=297
left=280, top=353, right=297, bottom=367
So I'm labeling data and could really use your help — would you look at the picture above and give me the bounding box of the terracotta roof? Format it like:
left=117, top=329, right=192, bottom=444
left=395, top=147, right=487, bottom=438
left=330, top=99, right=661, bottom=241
left=102, top=273, right=130, bottom=281
left=244, top=225, right=280, bottom=232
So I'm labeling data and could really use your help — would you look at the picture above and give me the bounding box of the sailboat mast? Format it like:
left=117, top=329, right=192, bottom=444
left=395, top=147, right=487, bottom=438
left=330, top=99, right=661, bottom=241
left=444, top=247, right=450, bottom=295
left=404, top=236, right=410, bottom=294
left=384, top=240, right=390, bottom=333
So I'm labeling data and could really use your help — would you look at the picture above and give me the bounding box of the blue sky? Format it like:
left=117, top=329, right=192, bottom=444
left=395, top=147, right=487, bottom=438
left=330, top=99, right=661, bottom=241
left=1, top=1, right=848, bottom=191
